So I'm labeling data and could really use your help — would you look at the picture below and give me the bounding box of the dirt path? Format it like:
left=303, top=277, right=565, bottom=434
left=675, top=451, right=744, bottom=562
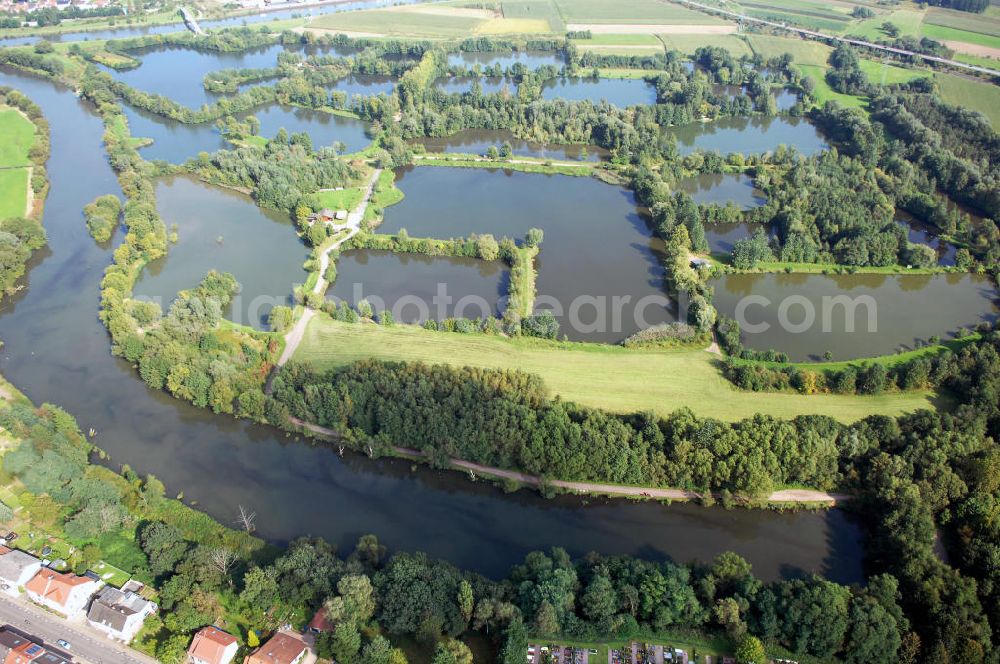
left=275, top=168, right=381, bottom=368
left=413, top=154, right=592, bottom=169
left=23, top=166, right=32, bottom=216
left=288, top=417, right=848, bottom=505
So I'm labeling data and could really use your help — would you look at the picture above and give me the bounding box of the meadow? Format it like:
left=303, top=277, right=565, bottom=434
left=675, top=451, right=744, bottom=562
left=936, top=71, right=1000, bottom=126
left=292, top=316, right=935, bottom=423
left=0, top=107, right=35, bottom=167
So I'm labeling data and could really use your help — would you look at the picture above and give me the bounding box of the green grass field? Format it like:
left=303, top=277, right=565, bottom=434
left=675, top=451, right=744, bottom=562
left=661, top=33, right=752, bottom=56
left=293, top=316, right=935, bottom=423
left=0, top=108, right=36, bottom=168
left=921, top=23, right=1000, bottom=49
left=924, top=6, right=1000, bottom=38
left=306, top=187, right=364, bottom=212
left=0, top=169, right=28, bottom=219
left=797, top=64, right=867, bottom=108
left=848, top=8, right=925, bottom=39
left=745, top=34, right=832, bottom=66
left=502, top=0, right=565, bottom=31
left=552, top=0, right=724, bottom=24
left=858, top=58, right=929, bottom=85
left=936, top=71, right=1000, bottom=126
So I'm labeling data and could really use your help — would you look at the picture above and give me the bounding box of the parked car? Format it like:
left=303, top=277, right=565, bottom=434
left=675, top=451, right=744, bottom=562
left=56, top=640, right=71, bottom=650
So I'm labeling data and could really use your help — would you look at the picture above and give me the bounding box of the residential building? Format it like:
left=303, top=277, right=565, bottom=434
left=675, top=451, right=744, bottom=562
left=0, top=547, right=41, bottom=596
left=86, top=585, right=157, bottom=642
left=24, top=568, right=100, bottom=618
left=0, top=628, right=72, bottom=664
left=187, top=626, right=239, bottom=664
left=306, top=608, right=332, bottom=633
left=244, top=632, right=307, bottom=664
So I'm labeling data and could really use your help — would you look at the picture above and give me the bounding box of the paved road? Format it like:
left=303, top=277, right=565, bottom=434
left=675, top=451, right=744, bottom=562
left=672, top=0, right=1000, bottom=77
left=0, top=594, right=157, bottom=664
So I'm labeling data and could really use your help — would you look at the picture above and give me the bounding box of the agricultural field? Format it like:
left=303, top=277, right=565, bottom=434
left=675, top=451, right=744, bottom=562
left=936, top=71, right=1000, bottom=125
left=660, top=33, right=752, bottom=56
left=736, top=0, right=855, bottom=33
left=745, top=33, right=833, bottom=66
left=553, top=0, right=726, bottom=25
left=293, top=316, right=935, bottom=423
left=308, top=4, right=496, bottom=37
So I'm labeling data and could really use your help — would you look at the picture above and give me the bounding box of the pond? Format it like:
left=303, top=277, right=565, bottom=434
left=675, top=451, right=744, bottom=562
left=327, top=249, right=509, bottom=322
left=381, top=166, right=677, bottom=343
left=124, top=102, right=371, bottom=163
left=896, top=210, right=957, bottom=267
left=433, top=76, right=515, bottom=96
left=99, top=43, right=285, bottom=109
left=705, top=221, right=756, bottom=254
left=712, top=272, right=1000, bottom=361
left=0, top=66, right=867, bottom=583
left=666, top=116, right=828, bottom=156
left=132, top=175, right=309, bottom=330
left=675, top=173, right=766, bottom=209
left=541, top=77, right=657, bottom=107
left=413, top=128, right=607, bottom=162
left=447, top=50, right=563, bottom=69
left=326, top=73, right=396, bottom=98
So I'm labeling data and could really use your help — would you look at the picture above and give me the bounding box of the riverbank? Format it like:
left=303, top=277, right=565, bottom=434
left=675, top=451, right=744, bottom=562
left=288, top=416, right=847, bottom=506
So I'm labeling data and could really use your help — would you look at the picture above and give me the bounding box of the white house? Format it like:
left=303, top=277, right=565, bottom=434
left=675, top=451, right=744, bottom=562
left=24, top=568, right=101, bottom=618
left=0, top=546, right=41, bottom=595
left=87, top=585, right=158, bottom=642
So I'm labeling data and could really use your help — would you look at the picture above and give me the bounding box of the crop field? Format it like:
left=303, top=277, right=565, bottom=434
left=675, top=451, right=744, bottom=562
left=738, top=0, right=851, bottom=32
left=309, top=6, right=489, bottom=37
left=924, top=6, right=1000, bottom=38
left=501, top=0, right=565, bottom=32
left=293, top=316, right=936, bottom=423
left=552, top=0, right=726, bottom=25
left=936, top=71, right=1000, bottom=126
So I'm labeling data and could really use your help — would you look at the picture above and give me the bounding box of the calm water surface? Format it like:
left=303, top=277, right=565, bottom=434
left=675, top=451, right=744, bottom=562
left=676, top=173, right=766, bottom=209
left=124, top=102, right=371, bottom=162
left=381, top=166, right=677, bottom=343
left=713, top=272, right=999, bottom=361
left=447, top=50, right=562, bottom=69
left=0, top=66, right=866, bottom=581
left=542, top=77, right=657, bottom=106
left=667, top=116, right=828, bottom=157
left=327, top=249, right=508, bottom=321
left=414, top=128, right=606, bottom=162
left=133, top=175, right=308, bottom=329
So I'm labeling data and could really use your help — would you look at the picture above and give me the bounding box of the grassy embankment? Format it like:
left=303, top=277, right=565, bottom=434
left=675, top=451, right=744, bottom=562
left=292, top=315, right=934, bottom=423
left=0, top=106, right=36, bottom=219
left=413, top=154, right=596, bottom=176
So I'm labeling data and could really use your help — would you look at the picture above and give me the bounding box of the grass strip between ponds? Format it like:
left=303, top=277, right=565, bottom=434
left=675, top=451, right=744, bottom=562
left=292, top=315, right=935, bottom=423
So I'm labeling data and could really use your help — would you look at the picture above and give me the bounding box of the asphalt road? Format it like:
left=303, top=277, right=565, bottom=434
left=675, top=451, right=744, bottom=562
left=0, top=594, right=158, bottom=664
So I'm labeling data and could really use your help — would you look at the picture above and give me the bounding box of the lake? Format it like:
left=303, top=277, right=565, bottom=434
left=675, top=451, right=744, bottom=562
left=447, top=50, right=563, bottom=69
left=0, top=66, right=866, bottom=582
left=124, top=102, right=371, bottom=163
left=713, top=272, right=999, bottom=361
left=541, top=77, right=657, bottom=106
left=676, top=173, right=766, bottom=209
left=414, top=128, right=607, bottom=162
left=327, top=249, right=509, bottom=322
left=667, top=116, right=828, bottom=156
left=133, top=175, right=309, bottom=329
left=381, top=166, right=678, bottom=343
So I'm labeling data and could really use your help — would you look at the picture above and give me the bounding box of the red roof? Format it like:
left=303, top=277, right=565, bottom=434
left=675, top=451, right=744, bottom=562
left=245, top=632, right=306, bottom=664
left=307, top=607, right=333, bottom=632
left=188, top=626, right=238, bottom=664
left=24, top=569, right=92, bottom=608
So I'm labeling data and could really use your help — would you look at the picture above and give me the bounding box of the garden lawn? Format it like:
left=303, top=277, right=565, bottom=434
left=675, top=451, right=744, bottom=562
left=0, top=169, right=28, bottom=219
left=307, top=187, right=364, bottom=211
left=293, top=316, right=935, bottom=423
left=0, top=107, right=35, bottom=168
left=936, top=71, right=1000, bottom=126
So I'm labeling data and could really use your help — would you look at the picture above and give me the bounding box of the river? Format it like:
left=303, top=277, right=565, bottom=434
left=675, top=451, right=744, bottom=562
left=0, top=65, right=865, bottom=582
